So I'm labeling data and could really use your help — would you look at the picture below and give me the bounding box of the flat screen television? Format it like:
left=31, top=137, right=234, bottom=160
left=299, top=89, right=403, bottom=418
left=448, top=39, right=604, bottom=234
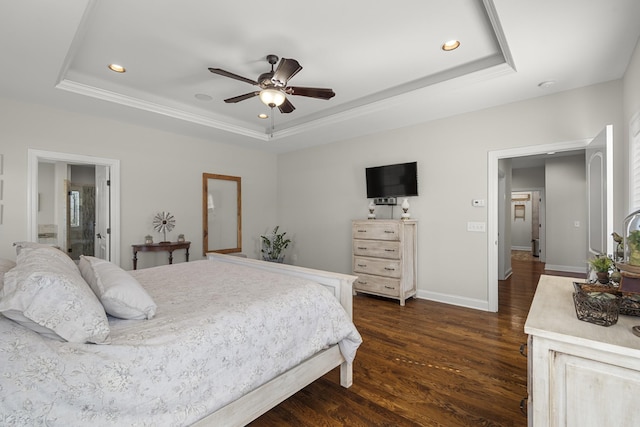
left=366, top=161, right=418, bottom=198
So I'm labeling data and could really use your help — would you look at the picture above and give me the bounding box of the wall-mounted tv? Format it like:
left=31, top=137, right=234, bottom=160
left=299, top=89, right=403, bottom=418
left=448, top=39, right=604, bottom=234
left=366, top=161, right=418, bottom=198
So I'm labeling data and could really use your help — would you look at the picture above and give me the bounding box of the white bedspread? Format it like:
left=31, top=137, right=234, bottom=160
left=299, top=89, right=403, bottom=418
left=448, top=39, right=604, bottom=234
left=0, top=260, right=362, bottom=426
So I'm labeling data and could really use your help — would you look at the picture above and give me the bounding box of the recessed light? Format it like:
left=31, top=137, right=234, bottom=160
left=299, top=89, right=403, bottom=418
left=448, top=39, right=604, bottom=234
left=442, top=40, right=460, bottom=51
left=108, top=64, right=126, bottom=73
left=258, top=113, right=269, bottom=119
left=194, top=93, right=213, bottom=101
left=538, top=80, right=556, bottom=88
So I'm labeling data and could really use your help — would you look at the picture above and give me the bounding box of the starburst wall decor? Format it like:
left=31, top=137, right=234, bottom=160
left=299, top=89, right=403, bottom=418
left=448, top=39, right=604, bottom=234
left=153, top=211, right=175, bottom=243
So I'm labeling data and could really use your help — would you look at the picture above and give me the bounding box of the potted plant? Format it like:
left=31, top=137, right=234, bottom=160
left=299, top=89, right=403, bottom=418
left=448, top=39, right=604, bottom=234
left=261, top=226, right=291, bottom=263
left=628, top=230, right=640, bottom=266
left=589, top=254, right=614, bottom=284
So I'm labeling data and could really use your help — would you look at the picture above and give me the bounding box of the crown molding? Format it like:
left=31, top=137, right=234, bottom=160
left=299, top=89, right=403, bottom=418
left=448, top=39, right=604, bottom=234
left=56, top=79, right=269, bottom=141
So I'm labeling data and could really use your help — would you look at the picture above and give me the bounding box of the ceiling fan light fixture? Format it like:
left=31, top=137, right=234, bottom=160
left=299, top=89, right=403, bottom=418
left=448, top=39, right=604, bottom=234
left=259, top=88, right=286, bottom=107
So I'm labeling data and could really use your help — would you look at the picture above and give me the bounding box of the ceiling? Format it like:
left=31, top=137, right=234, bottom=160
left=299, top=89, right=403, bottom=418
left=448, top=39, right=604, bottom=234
left=1, top=0, right=639, bottom=153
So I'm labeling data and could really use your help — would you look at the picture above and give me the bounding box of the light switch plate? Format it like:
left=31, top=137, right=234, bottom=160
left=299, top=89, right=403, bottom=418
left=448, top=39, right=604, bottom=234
left=467, top=221, right=486, bottom=232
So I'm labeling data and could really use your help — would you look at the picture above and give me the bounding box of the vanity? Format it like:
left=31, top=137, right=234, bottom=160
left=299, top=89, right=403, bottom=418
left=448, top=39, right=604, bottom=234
left=525, top=275, right=640, bottom=426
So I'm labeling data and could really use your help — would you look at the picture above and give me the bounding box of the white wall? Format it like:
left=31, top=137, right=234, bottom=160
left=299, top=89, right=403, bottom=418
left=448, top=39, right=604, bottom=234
left=0, top=97, right=279, bottom=268
left=278, top=80, right=623, bottom=309
left=513, top=167, right=545, bottom=189
left=544, top=154, right=587, bottom=273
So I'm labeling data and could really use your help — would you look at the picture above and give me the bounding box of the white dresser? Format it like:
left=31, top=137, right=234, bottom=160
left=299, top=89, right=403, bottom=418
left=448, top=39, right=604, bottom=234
left=525, top=275, right=640, bottom=426
left=352, top=219, right=417, bottom=306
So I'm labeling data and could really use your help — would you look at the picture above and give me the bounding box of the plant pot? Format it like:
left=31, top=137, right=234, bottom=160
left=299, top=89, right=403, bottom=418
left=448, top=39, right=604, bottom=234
left=596, top=271, right=610, bottom=284
left=263, top=255, right=284, bottom=263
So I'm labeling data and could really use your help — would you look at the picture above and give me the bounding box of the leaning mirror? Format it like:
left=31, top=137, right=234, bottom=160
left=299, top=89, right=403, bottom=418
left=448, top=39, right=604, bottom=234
left=202, top=173, right=241, bottom=255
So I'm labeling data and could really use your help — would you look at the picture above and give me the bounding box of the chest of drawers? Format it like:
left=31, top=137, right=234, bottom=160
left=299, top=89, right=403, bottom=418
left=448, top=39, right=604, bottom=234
left=352, top=219, right=417, bottom=306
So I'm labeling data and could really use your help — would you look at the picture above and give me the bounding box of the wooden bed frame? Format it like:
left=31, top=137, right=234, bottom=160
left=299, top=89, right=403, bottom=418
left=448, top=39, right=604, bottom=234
left=193, top=253, right=357, bottom=427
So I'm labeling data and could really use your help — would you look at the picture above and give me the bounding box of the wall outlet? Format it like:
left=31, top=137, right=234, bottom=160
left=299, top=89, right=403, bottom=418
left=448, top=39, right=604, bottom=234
left=472, top=199, right=486, bottom=207
left=467, top=221, right=486, bottom=232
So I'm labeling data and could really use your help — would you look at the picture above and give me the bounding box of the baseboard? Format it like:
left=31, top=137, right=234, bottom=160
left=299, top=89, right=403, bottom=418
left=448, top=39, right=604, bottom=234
left=416, top=290, right=489, bottom=311
left=500, top=268, right=513, bottom=280
left=511, top=246, right=531, bottom=251
left=544, top=264, right=586, bottom=274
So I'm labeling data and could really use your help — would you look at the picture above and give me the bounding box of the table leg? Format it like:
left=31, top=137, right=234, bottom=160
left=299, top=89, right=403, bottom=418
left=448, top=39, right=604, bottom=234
left=168, top=250, right=174, bottom=264
left=185, top=247, right=190, bottom=262
left=133, top=250, right=138, bottom=270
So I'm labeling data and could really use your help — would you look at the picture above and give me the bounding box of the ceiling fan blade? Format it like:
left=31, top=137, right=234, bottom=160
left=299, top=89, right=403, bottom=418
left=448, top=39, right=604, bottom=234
left=224, top=91, right=260, bottom=103
left=286, top=86, right=335, bottom=100
left=208, top=68, right=258, bottom=86
left=272, top=58, right=302, bottom=86
left=278, top=98, right=296, bottom=114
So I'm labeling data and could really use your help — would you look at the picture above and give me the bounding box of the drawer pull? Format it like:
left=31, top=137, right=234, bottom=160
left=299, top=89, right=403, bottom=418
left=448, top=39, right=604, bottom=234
left=519, top=397, right=527, bottom=416
left=357, top=246, right=367, bottom=250
left=384, top=285, right=395, bottom=290
left=519, top=343, right=527, bottom=357
left=384, top=267, right=396, bottom=271
left=357, top=280, right=368, bottom=285
left=384, top=230, right=395, bottom=234
left=357, top=263, right=367, bottom=268
left=384, top=249, right=396, bottom=252
left=357, top=229, right=367, bottom=233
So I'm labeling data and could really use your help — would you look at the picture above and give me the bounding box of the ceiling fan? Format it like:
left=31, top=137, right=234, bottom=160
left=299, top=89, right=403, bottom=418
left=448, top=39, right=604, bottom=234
left=208, top=54, right=335, bottom=114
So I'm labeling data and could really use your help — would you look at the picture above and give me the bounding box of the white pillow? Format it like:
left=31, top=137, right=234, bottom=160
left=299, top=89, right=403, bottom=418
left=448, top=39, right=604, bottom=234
left=0, top=247, right=110, bottom=344
left=13, top=241, right=59, bottom=255
left=0, top=258, right=16, bottom=288
left=79, top=256, right=157, bottom=320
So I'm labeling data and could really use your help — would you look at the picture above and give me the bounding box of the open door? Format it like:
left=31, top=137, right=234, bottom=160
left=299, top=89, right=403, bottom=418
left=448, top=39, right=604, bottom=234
left=94, top=165, right=110, bottom=260
left=586, top=125, right=614, bottom=260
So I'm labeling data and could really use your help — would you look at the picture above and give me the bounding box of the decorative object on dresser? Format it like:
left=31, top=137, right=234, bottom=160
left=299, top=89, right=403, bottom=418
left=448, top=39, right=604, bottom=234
left=352, top=219, right=417, bottom=306
left=367, top=201, right=376, bottom=219
left=261, top=226, right=291, bottom=263
left=587, top=254, right=614, bottom=284
left=400, top=198, right=411, bottom=219
left=152, top=211, right=175, bottom=243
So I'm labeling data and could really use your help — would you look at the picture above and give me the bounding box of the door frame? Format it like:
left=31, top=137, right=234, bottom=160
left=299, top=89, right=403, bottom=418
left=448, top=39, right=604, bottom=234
left=27, top=149, right=121, bottom=265
left=488, top=139, right=589, bottom=312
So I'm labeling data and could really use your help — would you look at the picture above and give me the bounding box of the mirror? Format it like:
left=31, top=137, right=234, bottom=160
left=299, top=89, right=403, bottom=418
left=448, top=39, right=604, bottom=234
left=202, top=173, right=241, bottom=255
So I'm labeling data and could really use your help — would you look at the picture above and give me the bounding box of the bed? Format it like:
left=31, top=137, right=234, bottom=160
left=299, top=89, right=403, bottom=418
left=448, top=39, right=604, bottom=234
left=0, top=247, right=361, bottom=426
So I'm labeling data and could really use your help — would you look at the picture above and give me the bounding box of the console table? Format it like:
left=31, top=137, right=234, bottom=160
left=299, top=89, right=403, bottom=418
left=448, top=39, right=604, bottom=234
left=132, top=241, right=190, bottom=270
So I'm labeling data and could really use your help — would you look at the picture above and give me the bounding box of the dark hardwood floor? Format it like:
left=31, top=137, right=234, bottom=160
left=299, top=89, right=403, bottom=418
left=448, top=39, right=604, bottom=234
left=249, top=253, right=577, bottom=426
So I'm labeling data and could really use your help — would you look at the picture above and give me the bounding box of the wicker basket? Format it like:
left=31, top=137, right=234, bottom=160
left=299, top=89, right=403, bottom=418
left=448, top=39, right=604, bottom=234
left=572, top=282, right=621, bottom=327
left=620, top=293, right=640, bottom=316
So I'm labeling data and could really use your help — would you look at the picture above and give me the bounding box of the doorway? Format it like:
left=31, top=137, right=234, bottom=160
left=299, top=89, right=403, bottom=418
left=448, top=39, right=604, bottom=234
left=27, top=149, right=121, bottom=265
left=488, top=127, right=613, bottom=312
left=488, top=139, right=591, bottom=312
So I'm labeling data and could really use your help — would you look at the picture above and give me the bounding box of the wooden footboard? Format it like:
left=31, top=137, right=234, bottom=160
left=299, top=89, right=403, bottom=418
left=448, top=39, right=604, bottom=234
left=194, top=253, right=358, bottom=426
